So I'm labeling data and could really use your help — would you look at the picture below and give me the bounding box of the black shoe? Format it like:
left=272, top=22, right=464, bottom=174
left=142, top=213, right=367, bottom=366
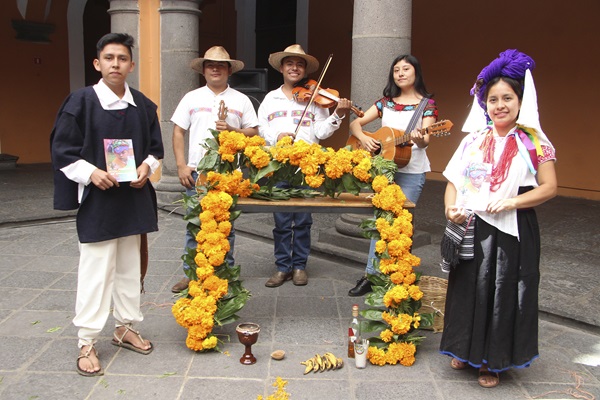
left=348, top=276, right=372, bottom=297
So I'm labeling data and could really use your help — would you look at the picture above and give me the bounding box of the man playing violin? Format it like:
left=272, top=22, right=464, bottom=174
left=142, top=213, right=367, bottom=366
left=170, top=46, right=259, bottom=293
left=258, top=44, right=351, bottom=288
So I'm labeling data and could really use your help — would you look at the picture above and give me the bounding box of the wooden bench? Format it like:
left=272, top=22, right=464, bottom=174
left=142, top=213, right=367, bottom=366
left=236, top=192, right=415, bottom=214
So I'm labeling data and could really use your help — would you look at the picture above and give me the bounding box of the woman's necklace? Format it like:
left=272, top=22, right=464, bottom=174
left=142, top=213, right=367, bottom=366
left=479, top=128, right=519, bottom=192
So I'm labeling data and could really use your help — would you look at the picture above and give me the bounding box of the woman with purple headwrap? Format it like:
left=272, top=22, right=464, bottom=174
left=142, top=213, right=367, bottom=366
left=439, top=50, right=557, bottom=388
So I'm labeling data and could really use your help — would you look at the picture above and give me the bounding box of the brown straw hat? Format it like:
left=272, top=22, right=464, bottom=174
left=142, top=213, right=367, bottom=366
left=190, top=46, right=245, bottom=74
left=268, top=44, right=319, bottom=74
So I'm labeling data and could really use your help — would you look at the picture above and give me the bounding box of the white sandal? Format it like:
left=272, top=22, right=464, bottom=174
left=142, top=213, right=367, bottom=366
left=112, top=326, right=153, bottom=355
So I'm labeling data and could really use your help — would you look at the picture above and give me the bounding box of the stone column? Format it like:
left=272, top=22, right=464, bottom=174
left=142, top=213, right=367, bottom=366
left=338, top=0, right=412, bottom=241
left=154, top=0, right=203, bottom=206
left=351, top=0, right=412, bottom=130
left=108, top=0, right=140, bottom=89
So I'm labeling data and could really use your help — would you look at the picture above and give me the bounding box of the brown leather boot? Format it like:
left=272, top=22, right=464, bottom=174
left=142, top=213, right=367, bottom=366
left=292, top=269, right=308, bottom=286
left=171, top=277, right=191, bottom=293
left=265, top=271, right=292, bottom=287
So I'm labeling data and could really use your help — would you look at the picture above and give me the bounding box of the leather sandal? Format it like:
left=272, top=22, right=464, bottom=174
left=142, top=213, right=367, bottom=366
left=112, top=326, right=154, bottom=355
left=76, top=344, right=103, bottom=377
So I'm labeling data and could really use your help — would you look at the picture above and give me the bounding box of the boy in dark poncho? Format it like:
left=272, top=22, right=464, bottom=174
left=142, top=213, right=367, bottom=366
left=50, top=33, right=164, bottom=377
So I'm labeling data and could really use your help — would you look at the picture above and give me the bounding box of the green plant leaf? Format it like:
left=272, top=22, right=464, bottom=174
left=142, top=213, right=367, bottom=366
left=367, top=274, right=389, bottom=287
left=361, top=308, right=384, bottom=321
left=360, top=320, right=388, bottom=333
left=419, top=312, right=435, bottom=328
left=341, top=173, right=360, bottom=195
left=214, top=291, right=249, bottom=323
left=254, top=160, right=281, bottom=182
left=197, top=151, right=219, bottom=172
left=216, top=314, right=240, bottom=326
left=366, top=337, right=388, bottom=348
left=364, top=292, right=384, bottom=307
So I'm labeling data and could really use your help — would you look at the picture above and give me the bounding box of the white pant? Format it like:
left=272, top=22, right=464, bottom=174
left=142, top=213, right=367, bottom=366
left=73, top=235, right=143, bottom=347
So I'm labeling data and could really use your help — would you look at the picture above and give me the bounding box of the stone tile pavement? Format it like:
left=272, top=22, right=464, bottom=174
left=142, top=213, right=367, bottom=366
left=0, top=164, right=599, bottom=399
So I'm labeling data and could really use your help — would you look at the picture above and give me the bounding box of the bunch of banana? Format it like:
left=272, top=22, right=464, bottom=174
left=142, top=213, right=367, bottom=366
left=300, top=352, right=343, bottom=374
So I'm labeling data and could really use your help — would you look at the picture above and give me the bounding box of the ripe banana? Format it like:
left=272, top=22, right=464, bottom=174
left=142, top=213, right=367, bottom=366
left=300, top=358, right=314, bottom=374
left=299, top=352, right=344, bottom=373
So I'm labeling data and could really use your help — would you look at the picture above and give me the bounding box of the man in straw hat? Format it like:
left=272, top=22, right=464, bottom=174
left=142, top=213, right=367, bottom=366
left=258, top=44, right=351, bottom=287
left=170, top=46, right=259, bottom=293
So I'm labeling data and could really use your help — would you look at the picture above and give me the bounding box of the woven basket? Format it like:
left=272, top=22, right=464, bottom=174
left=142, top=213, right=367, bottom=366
left=419, top=276, right=448, bottom=333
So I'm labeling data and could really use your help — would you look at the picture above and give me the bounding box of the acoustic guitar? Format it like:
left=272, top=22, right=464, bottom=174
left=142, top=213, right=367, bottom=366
left=346, top=119, right=453, bottom=168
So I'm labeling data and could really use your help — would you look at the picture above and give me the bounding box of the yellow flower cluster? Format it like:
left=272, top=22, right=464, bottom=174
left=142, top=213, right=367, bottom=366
left=371, top=184, right=407, bottom=216
left=367, top=341, right=416, bottom=366
left=382, top=311, right=421, bottom=335
left=173, top=186, right=236, bottom=351
left=366, top=177, right=425, bottom=366
left=245, top=145, right=271, bottom=169
left=206, top=170, right=257, bottom=197
left=257, top=377, right=290, bottom=400
left=218, top=131, right=265, bottom=162
left=371, top=175, right=389, bottom=193
left=324, top=147, right=354, bottom=179
left=264, top=136, right=374, bottom=189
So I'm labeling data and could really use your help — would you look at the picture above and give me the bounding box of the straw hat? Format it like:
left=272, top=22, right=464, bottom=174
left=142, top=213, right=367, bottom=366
left=268, top=44, right=319, bottom=74
left=190, top=46, right=244, bottom=74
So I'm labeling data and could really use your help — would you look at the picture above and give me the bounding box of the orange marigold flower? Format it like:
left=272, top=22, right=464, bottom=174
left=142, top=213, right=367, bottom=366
left=305, top=174, right=325, bottom=188
left=375, top=240, right=387, bottom=254
left=408, top=285, right=423, bottom=301
left=367, top=346, right=386, bottom=366
left=380, top=329, right=394, bottom=343
left=371, top=175, right=389, bottom=193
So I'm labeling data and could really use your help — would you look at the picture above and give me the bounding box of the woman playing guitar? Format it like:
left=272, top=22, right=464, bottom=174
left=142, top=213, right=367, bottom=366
left=347, top=54, right=438, bottom=297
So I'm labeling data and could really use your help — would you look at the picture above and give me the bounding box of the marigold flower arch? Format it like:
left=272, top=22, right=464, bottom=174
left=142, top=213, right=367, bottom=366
left=172, top=130, right=434, bottom=364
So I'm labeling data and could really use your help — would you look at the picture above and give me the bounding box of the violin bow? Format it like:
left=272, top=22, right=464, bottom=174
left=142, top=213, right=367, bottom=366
left=293, top=53, right=333, bottom=138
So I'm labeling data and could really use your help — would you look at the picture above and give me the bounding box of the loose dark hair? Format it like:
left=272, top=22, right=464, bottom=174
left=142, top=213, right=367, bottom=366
left=96, top=33, right=134, bottom=58
left=383, top=54, right=432, bottom=99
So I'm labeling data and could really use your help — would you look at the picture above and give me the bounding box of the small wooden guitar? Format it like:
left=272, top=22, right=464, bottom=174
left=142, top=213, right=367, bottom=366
left=346, top=119, right=453, bottom=167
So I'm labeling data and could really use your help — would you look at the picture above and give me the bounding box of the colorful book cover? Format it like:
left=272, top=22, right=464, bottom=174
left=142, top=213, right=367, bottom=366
left=455, top=161, right=492, bottom=211
left=104, top=139, right=137, bottom=182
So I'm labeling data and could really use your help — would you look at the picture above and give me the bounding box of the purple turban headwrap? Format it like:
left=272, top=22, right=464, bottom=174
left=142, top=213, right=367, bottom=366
left=471, top=49, right=536, bottom=111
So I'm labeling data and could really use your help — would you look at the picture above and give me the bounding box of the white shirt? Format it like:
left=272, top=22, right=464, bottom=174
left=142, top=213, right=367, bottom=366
left=171, top=85, right=259, bottom=167
left=258, top=86, right=342, bottom=146
left=60, top=79, right=160, bottom=202
left=444, top=127, right=552, bottom=238
left=381, top=106, right=430, bottom=174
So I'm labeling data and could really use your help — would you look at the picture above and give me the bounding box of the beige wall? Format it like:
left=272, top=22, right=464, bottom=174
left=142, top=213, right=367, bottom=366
left=413, top=0, right=600, bottom=199
left=2, top=0, right=598, bottom=199
left=1, top=0, right=70, bottom=163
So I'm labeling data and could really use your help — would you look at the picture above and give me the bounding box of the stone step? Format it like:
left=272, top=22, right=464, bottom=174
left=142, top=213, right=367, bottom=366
left=316, top=226, right=431, bottom=265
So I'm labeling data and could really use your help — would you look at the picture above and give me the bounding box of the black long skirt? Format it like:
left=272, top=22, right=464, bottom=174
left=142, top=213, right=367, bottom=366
left=439, top=208, right=541, bottom=373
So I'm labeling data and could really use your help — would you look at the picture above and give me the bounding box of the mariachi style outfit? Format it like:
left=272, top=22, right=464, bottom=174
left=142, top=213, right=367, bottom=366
left=51, top=80, right=164, bottom=347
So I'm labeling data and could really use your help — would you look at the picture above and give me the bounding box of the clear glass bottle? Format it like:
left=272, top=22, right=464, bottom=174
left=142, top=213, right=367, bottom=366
left=348, top=304, right=361, bottom=358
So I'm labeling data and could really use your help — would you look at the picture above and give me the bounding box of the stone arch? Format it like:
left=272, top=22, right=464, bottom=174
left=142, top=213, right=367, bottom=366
left=67, top=0, right=110, bottom=91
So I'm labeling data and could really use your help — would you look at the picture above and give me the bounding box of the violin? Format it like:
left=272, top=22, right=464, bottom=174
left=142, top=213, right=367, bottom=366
left=292, top=79, right=364, bottom=118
